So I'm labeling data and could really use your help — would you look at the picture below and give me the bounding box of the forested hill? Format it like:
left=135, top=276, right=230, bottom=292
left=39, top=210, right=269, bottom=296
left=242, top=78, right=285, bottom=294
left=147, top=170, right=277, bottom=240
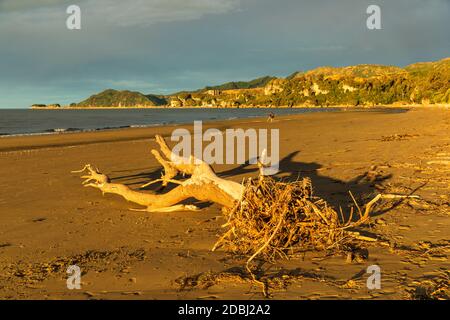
left=76, top=89, right=164, bottom=107
left=70, top=57, right=449, bottom=108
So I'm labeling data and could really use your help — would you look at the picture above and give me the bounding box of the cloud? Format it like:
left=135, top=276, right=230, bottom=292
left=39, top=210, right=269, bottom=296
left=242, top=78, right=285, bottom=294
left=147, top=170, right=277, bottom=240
left=0, top=0, right=449, bottom=108
left=0, top=0, right=241, bottom=27
left=89, top=0, right=241, bottom=27
left=0, top=0, right=66, bottom=12
left=87, top=79, right=165, bottom=92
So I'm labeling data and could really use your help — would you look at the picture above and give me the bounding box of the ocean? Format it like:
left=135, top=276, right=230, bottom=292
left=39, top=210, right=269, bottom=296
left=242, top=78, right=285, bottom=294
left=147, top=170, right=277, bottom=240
left=0, top=108, right=336, bottom=136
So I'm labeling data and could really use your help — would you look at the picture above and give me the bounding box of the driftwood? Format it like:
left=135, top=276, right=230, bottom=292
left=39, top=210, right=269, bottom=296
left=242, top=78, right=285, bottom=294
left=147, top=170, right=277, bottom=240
left=72, top=134, right=410, bottom=247
left=73, top=135, right=244, bottom=212
left=73, top=134, right=414, bottom=296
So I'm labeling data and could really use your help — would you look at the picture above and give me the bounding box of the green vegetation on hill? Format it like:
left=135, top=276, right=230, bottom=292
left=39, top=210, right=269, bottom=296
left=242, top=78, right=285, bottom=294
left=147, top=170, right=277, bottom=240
left=254, top=58, right=450, bottom=107
left=145, top=94, right=168, bottom=106
left=77, top=89, right=165, bottom=107
left=73, top=57, right=449, bottom=108
left=204, top=76, right=276, bottom=90
left=302, top=65, right=404, bottom=78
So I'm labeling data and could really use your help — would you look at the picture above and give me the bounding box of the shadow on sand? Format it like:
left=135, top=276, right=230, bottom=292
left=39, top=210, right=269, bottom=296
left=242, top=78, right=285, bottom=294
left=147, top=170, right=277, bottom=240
left=108, top=150, right=399, bottom=221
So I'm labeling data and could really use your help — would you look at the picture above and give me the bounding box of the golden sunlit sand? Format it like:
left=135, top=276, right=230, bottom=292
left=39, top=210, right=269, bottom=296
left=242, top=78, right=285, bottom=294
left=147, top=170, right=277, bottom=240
left=0, top=107, right=449, bottom=299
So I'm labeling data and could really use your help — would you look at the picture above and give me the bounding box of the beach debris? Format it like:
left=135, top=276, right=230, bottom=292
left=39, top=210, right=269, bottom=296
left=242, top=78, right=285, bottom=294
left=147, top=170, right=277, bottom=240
left=73, top=135, right=244, bottom=212
left=175, top=267, right=341, bottom=296
left=346, top=248, right=369, bottom=263
left=208, top=177, right=388, bottom=296
left=406, top=270, right=450, bottom=300
left=72, top=134, right=423, bottom=297
left=212, top=178, right=381, bottom=281
left=381, top=134, right=418, bottom=142
left=1, top=248, right=147, bottom=285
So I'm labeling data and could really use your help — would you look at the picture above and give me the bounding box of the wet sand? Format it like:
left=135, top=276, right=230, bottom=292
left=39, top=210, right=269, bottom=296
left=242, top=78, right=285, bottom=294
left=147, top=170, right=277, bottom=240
left=0, top=108, right=449, bottom=299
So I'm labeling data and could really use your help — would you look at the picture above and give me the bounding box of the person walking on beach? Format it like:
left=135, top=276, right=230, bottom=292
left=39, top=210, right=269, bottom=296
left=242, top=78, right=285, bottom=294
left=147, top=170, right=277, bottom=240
left=267, top=112, right=275, bottom=123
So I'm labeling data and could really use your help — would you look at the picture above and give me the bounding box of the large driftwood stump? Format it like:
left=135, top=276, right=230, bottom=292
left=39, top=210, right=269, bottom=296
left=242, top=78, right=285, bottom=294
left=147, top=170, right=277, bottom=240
left=73, top=133, right=410, bottom=297
left=73, top=135, right=245, bottom=212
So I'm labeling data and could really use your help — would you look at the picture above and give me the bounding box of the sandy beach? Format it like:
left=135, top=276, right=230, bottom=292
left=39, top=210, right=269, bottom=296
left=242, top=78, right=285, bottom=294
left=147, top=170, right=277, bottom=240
left=0, top=108, right=449, bottom=300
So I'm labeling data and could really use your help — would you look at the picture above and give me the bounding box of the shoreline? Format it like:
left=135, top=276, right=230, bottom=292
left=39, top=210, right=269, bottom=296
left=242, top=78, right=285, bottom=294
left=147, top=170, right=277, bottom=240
left=29, top=103, right=450, bottom=110
left=0, top=113, right=309, bottom=152
left=0, top=107, right=342, bottom=140
left=1, top=106, right=419, bottom=140
left=0, top=108, right=415, bottom=152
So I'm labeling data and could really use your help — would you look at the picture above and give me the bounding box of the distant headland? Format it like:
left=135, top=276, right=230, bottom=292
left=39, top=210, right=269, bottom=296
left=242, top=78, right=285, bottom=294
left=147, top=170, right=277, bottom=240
left=31, top=57, right=450, bottom=109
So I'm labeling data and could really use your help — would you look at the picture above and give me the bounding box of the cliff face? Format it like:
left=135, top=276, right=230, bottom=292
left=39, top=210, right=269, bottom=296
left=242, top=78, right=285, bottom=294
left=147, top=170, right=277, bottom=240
left=70, top=57, right=450, bottom=108
left=257, top=58, right=450, bottom=106
left=264, top=79, right=286, bottom=95
left=190, top=58, right=449, bottom=107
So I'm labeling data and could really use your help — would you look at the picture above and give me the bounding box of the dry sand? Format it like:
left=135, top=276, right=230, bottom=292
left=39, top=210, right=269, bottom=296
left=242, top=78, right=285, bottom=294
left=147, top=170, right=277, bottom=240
left=0, top=108, right=449, bottom=300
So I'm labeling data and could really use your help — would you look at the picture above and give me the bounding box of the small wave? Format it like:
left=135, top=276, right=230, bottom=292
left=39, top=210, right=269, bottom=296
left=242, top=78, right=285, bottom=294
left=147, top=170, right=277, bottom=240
left=0, top=108, right=340, bottom=137
left=3, top=128, right=84, bottom=137
left=1, top=132, right=56, bottom=138
left=130, top=123, right=164, bottom=128
left=45, top=128, right=82, bottom=133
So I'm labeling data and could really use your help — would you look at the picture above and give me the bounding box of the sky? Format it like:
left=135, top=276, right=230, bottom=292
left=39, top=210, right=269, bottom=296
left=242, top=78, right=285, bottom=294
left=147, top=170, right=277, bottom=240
left=0, top=0, right=449, bottom=108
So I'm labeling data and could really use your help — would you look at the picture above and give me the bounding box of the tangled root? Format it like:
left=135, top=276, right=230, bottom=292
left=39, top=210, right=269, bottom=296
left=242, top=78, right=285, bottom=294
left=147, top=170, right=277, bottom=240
left=213, top=177, right=382, bottom=296
left=214, top=177, right=380, bottom=265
